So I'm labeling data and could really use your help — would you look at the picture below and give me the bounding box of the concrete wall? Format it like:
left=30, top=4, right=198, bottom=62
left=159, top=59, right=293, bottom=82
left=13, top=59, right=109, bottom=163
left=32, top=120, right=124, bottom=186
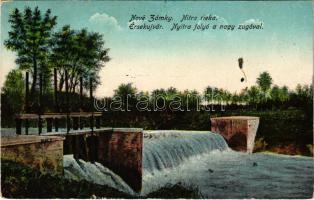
left=211, top=116, right=259, bottom=153
left=1, top=135, right=64, bottom=174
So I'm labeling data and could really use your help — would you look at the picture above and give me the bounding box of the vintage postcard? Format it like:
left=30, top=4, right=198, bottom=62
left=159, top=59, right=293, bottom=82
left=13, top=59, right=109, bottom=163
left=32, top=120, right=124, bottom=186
left=0, top=0, right=313, bottom=199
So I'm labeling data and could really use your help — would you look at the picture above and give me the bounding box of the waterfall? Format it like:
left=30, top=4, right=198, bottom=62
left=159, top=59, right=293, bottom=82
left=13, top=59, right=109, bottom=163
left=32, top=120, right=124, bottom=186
left=63, top=155, right=136, bottom=195
left=143, top=130, right=229, bottom=173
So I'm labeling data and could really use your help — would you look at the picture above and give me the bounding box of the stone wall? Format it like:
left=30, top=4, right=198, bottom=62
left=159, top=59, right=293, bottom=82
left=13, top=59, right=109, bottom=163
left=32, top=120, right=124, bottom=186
left=1, top=135, right=64, bottom=174
left=211, top=116, right=259, bottom=152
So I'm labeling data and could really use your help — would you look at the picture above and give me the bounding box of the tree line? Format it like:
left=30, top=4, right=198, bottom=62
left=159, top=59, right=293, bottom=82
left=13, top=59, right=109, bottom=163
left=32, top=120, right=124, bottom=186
left=102, top=71, right=312, bottom=112
left=3, top=7, right=110, bottom=108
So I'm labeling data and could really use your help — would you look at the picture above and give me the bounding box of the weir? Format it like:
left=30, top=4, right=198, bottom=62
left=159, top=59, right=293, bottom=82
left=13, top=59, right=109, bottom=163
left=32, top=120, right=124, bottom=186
left=60, top=130, right=231, bottom=194
left=143, top=131, right=229, bottom=173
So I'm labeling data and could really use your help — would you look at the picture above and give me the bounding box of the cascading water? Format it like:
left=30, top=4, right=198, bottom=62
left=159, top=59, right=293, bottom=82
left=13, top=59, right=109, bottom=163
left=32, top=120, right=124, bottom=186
left=143, top=130, right=229, bottom=173
left=62, top=130, right=313, bottom=198
left=63, top=155, right=136, bottom=195
left=63, top=130, right=230, bottom=195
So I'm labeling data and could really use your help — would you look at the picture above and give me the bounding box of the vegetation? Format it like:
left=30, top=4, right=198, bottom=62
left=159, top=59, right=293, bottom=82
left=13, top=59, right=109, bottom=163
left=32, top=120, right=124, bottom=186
left=3, top=6, right=110, bottom=113
left=50, top=25, right=110, bottom=92
left=1, top=160, right=200, bottom=198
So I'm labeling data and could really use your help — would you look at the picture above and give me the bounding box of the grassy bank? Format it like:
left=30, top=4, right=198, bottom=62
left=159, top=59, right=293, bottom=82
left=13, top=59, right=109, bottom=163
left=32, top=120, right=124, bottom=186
left=1, top=160, right=200, bottom=199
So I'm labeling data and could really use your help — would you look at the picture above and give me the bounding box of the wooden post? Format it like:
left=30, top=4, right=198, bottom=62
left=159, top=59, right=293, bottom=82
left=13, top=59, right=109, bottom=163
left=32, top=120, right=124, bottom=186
left=96, top=117, right=101, bottom=129
left=25, top=71, right=29, bottom=135
left=25, top=119, right=29, bottom=135
left=55, top=118, right=59, bottom=132
left=90, top=116, right=94, bottom=131
left=65, top=70, right=70, bottom=133
left=38, top=117, right=42, bottom=135
left=54, top=68, right=58, bottom=112
left=79, top=118, right=84, bottom=130
left=47, top=118, right=53, bottom=132
left=73, top=117, right=79, bottom=130
left=16, top=118, right=22, bottom=135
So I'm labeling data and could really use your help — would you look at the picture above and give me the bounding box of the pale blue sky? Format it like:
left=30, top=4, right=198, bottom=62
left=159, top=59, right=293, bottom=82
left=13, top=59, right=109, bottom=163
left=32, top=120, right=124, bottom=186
left=1, top=1, right=312, bottom=96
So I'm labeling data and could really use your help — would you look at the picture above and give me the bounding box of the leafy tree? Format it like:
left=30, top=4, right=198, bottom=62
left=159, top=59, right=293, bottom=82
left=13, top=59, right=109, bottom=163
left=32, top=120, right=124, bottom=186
left=247, top=86, right=260, bottom=107
left=4, top=7, right=57, bottom=97
left=238, top=88, right=249, bottom=105
left=165, top=87, right=180, bottom=100
left=151, top=89, right=167, bottom=97
left=114, top=83, right=137, bottom=97
left=50, top=26, right=110, bottom=93
left=204, top=86, right=220, bottom=104
left=230, top=92, right=240, bottom=105
left=1, top=69, right=25, bottom=117
left=2, top=69, right=24, bottom=95
left=295, top=84, right=313, bottom=99
left=270, top=85, right=289, bottom=104
left=256, top=71, right=273, bottom=100
left=114, top=83, right=138, bottom=107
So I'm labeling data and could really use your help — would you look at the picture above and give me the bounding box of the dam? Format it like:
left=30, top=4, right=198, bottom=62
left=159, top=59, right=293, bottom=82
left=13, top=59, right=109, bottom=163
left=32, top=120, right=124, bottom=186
left=63, top=130, right=313, bottom=198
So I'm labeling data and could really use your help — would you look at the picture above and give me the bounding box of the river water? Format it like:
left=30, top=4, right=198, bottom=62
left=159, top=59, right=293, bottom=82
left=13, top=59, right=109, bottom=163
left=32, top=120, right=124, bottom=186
left=63, top=130, right=313, bottom=198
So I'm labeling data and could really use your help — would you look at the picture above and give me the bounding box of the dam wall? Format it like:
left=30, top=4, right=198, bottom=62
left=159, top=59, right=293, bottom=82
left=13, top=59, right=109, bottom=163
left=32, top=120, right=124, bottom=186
left=55, top=128, right=143, bottom=192
left=211, top=116, right=259, bottom=153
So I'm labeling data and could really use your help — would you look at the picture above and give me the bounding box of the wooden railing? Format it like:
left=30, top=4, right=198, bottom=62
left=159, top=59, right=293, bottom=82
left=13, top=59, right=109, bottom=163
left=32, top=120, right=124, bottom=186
left=15, top=112, right=102, bottom=135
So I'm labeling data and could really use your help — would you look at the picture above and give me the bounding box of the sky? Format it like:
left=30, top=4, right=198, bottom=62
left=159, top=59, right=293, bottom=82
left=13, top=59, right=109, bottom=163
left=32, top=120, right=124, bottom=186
left=0, top=1, right=312, bottom=97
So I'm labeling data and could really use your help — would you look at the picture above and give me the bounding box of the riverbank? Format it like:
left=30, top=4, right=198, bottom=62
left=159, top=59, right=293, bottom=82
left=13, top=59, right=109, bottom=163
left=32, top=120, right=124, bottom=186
left=1, top=159, right=200, bottom=198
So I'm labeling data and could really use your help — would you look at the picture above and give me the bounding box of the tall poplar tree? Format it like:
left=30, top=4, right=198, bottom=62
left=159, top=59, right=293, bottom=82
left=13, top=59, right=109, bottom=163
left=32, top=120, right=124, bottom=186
left=4, top=7, right=57, bottom=97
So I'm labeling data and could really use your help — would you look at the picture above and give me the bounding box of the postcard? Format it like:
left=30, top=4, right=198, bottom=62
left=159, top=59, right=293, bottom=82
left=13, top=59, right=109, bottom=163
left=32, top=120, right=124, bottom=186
left=0, top=0, right=313, bottom=199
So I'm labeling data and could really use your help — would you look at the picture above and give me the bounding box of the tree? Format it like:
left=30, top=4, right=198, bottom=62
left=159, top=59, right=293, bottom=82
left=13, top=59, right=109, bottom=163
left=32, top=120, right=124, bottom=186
left=247, top=86, right=260, bottom=107
left=256, top=71, right=273, bottom=100
left=114, top=83, right=138, bottom=108
left=271, top=85, right=289, bottom=104
left=204, top=86, right=220, bottom=104
left=166, top=87, right=179, bottom=100
left=181, top=89, right=200, bottom=109
left=4, top=7, right=57, bottom=97
left=151, top=89, right=166, bottom=97
left=1, top=69, right=25, bottom=115
left=295, top=84, right=313, bottom=99
left=50, top=26, right=110, bottom=93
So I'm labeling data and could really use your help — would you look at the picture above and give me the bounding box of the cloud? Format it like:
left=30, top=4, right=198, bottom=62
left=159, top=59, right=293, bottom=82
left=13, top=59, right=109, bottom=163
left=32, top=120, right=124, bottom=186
left=89, top=12, right=122, bottom=31
left=240, top=18, right=263, bottom=25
